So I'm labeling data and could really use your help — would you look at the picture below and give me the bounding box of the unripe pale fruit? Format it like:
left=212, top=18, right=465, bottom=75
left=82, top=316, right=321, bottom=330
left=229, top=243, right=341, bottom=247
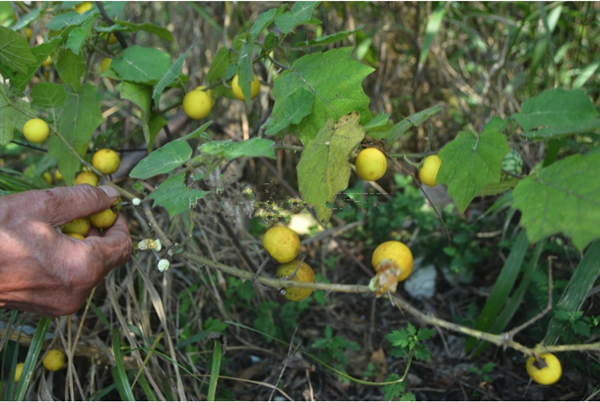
left=263, top=226, right=300, bottom=263
left=277, top=260, right=315, bottom=302
left=372, top=241, right=414, bottom=282
left=61, top=217, right=91, bottom=236
left=355, top=148, right=387, bottom=181
left=43, top=349, right=66, bottom=371
left=23, top=118, right=50, bottom=143
left=14, top=362, right=24, bottom=382
left=75, top=2, right=92, bottom=14
left=195, top=85, right=216, bottom=106
left=75, top=171, right=99, bottom=186
left=526, top=353, right=562, bottom=385
left=182, top=90, right=213, bottom=119
left=107, top=32, right=118, bottom=45
left=66, top=232, right=85, bottom=240
left=92, top=149, right=120, bottom=175
left=232, top=73, right=260, bottom=101
left=419, top=155, right=442, bottom=186
left=100, top=57, right=112, bottom=74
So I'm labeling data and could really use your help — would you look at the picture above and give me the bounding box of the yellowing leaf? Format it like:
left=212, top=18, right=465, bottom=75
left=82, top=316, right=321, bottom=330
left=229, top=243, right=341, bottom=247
left=297, top=112, right=365, bottom=226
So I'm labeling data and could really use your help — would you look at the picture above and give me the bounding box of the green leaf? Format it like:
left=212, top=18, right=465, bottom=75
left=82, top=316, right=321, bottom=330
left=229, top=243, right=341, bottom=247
left=65, top=18, right=94, bottom=55
left=111, top=20, right=174, bottom=41
left=223, top=138, right=276, bottom=160
left=206, top=34, right=245, bottom=97
left=56, top=48, right=86, bottom=89
left=236, top=34, right=254, bottom=108
left=297, top=112, right=366, bottom=226
left=465, top=230, right=529, bottom=352
left=250, top=5, right=287, bottom=39
left=521, top=119, right=600, bottom=140
left=153, top=47, right=191, bottom=107
left=419, top=3, right=446, bottom=66
left=513, top=88, right=599, bottom=131
left=179, top=121, right=212, bottom=142
left=45, top=11, right=89, bottom=30
left=544, top=240, right=600, bottom=344
left=382, top=374, right=405, bottom=401
left=111, top=330, right=135, bottom=401
left=48, top=84, right=103, bottom=185
left=271, top=47, right=374, bottom=145
left=275, top=2, right=320, bottom=34
left=30, top=82, right=67, bottom=108
left=363, top=112, right=390, bottom=132
left=375, top=105, right=442, bottom=146
left=414, top=344, right=431, bottom=361
left=512, top=153, right=600, bottom=250
left=13, top=317, right=51, bottom=401
left=417, top=327, right=435, bottom=341
left=119, top=80, right=154, bottom=150
left=293, top=26, right=363, bottom=47
left=111, top=45, right=172, bottom=85
left=436, top=129, right=509, bottom=213
left=149, top=173, right=208, bottom=218
left=11, top=38, right=61, bottom=92
left=0, top=84, right=34, bottom=145
left=572, top=55, right=600, bottom=90
left=11, top=7, right=45, bottom=31
left=0, top=26, right=37, bottom=73
left=264, top=86, right=314, bottom=135
left=385, top=329, right=410, bottom=348
left=130, top=141, right=192, bottom=179
left=148, top=112, right=168, bottom=147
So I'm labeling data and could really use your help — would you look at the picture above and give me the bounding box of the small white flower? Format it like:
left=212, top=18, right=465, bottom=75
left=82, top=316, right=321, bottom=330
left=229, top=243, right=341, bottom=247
left=154, top=239, right=162, bottom=252
left=157, top=259, right=170, bottom=272
left=132, top=198, right=141, bottom=206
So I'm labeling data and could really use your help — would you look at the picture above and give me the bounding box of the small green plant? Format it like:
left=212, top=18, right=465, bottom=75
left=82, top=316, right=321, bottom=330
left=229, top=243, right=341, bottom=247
left=385, top=323, right=435, bottom=362
left=311, top=326, right=361, bottom=383
left=469, top=362, right=495, bottom=382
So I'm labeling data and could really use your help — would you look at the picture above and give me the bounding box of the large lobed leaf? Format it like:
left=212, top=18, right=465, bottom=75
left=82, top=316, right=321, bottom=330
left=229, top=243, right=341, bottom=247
left=111, top=45, right=172, bottom=86
left=0, top=26, right=37, bottom=74
left=436, top=129, right=509, bottom=213
left=269, top=47, right=374, bottom=145
left=297, top=112, right=365, bottom=226
left=512, top=152, right=600, bottom=250
left=0, top=84, right=33, bottom=145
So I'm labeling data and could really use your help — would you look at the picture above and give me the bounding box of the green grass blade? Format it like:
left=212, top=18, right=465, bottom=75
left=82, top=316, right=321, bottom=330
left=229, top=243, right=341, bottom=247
left=544, top=240, right=600, bottom=345
left=189, top=3, right=223, bottom=34
left=13, top=316, right=50, bottom=401
left=3, top=312, right=23, bottom=400
left=89, top=384, right=117, bottom=401
left=418, top=3, right=446, bottom=67
left=207, top=339, right=222, bottom=401
left=112, top=330, right=136, bottom=401
left=470, top=240, right=545, bottom=357
left=465, top=230, right=529, bottom=352
left=572, top=55, right=600, bottom=89
left=135, top=370, right=157, bottom=401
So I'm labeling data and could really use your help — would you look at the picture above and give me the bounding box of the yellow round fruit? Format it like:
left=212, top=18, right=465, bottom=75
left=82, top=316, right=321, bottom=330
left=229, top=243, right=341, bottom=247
left=54, top=169, right=63, bottom=181
left=61, top=217, right=91, bottom=236
left=107, top=32, right=118, bottom=45
left=92, top=149, right=120, bottom=175
left=263, top=226, right=300, bottom=263
left=355, top=148, right=387, bottom=181
left=43, top=172, right=53, bottom=186
left=75, top=171, right=99, bottom=186
left=372, top=241, right=414, bottom=282
left=231, top=73, right=260, bottom=101
left=42, top=56, right=53, bottom=68
left=195, top=85, right=216, bottom=106
left=89, top=206, right=117, bottom=229
left=43, top=349, right=66, bottom=372
left=277, top=260, right=316, bottom=302
left=66, top=232, right=85, bottom=240
left=100, top=57, right=112, bottom=74
left=526, top=353, right=562, bottom=385
left=182, top=90, right=213, bottom=120
left=75, top=2, right=92, bottom=14
left=14, top=362, right=24, bottom=382
left=23, top=118, right=50, bottom=143
left=419, top=155, right=442, bottom=187
left=23, top=27, right=33, bottom=40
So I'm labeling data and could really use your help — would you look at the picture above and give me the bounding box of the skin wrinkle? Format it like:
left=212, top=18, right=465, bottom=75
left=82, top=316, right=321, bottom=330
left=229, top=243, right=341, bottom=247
left=0, top=186, right=132, bottom=318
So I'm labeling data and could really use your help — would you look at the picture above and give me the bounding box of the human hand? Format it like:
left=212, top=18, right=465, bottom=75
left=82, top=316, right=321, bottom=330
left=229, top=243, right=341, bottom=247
left=0, top=185, right=132, bottom=318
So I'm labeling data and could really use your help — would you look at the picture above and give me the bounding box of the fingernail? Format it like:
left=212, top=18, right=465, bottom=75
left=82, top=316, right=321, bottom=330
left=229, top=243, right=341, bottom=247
left=99, top=185, right=120, bottom=198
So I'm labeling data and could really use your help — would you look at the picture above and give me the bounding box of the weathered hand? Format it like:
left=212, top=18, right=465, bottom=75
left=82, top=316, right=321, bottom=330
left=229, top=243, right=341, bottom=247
left=0, top=185, right=132, bottom=318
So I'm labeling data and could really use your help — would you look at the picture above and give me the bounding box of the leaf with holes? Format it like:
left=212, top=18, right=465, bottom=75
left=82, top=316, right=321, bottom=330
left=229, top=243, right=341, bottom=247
left=297, top=112, right=365, bottom=226
left=436, top=129, right=509, bottom=213
left=512, top=153, right=600, bottom=250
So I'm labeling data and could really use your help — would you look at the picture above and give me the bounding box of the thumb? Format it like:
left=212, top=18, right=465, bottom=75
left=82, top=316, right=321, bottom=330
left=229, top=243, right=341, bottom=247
left=24, top=185, right=121, bottom=226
